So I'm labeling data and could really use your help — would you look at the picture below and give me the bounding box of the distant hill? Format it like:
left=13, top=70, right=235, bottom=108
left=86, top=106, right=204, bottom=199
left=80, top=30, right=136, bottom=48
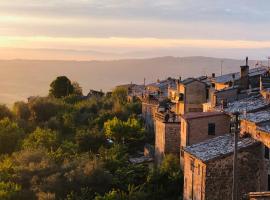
left=0, top=56, right=261, bottom=104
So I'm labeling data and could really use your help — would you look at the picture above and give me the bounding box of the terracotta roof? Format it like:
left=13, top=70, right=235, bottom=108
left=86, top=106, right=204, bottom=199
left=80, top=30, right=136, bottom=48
left=181, top=112, right=226, bottom=120
left=184, top=134, right=259, bottom=163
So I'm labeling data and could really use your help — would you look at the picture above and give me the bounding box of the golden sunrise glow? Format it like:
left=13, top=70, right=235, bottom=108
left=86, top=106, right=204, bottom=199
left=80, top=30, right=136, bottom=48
left=1, top=36, right=270, bottom=50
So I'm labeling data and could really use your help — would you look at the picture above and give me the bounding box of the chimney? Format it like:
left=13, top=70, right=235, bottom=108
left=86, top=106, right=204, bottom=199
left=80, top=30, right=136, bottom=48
left=240, top=57, right=249, bottom=90
left=212, top=73, right=215, bottom=78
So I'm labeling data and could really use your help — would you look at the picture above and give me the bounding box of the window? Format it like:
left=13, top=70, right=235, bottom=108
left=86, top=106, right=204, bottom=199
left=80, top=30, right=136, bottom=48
left=198, top=164, right=201, bottom=175
left=179, top=93, right=184, bottom=101
left=265, top=147, right=269, bottom=159
left=208, top=123, right=216, bottom=135
left=268, top=175, right=270, bottom=191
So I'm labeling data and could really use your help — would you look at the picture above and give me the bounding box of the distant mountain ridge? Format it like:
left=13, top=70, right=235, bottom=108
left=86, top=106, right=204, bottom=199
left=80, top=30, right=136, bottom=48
left=0, top=56, right=263, bottom=104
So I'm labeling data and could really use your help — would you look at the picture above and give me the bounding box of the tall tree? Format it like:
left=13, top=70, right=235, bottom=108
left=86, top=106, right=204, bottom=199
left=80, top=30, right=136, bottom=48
left=49, top=76, right=74, bottom=98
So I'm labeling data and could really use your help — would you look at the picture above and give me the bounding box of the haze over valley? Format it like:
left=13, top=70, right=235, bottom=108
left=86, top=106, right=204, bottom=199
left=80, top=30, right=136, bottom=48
left=0, top=56, right=259, bottom=104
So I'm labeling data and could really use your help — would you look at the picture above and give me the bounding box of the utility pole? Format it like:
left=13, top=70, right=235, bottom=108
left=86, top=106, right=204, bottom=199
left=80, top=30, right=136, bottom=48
left=221, top=60, right=224, bottom=76
left=232, top=112, right=240, bottom=200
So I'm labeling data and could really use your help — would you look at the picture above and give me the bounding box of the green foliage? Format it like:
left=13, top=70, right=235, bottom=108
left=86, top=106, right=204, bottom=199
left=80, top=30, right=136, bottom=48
left=95, top=185, right=148, bottom=200
left=0, top=182, right=21, bottom=200
left=72, top=81, right=83, bottom=96
left=23, top=128, right=59, bottom=151
left=28, top=97, right=62, bottom=122
left=145, top=155, right=183, bottom=200
left=75, top=129, right=106, bottom=153
left=112, top=87, right=128, bottom=105
left=0, top=105, right=13, bottom=120
left=13, top=101, right=30, bottom=120
left=0, top=118, right=23, bottom=154
left=0, top=76, right=183, bottom=200
left=99, top=144, right=128, bottom=173
left=49, top=76, right=74, bottom=98
left=104, top=117, right=144, bottom=144
left=49, top=140, right=78, bottom=162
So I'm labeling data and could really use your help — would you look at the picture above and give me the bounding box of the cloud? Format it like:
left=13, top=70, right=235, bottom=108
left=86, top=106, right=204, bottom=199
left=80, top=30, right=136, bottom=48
left=0, top=0, right=270, bottom=59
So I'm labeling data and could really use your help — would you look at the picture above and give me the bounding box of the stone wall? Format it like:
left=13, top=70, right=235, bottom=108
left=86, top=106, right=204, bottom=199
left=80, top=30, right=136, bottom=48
left=176, top=80, right=206, bottom=114
left=184, top=81, right=207, bottom=113
left=241, top=120, right=270, bottom=149
left=142, top=102, right=158, bottom=130
left=183, top=153, right=206, bottom=200
left=180, top=114, right=230, bottom=167
left=205, top=143, right=267, bottom=200
left=155, top=119, right=180, bottom=164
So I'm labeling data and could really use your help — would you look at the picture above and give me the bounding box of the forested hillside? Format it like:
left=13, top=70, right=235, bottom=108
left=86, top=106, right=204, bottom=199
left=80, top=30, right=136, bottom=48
left=0, top=76, right=182, bottom=200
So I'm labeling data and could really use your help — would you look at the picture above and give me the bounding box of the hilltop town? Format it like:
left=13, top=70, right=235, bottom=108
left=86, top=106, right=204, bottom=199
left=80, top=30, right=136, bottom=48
left=122, top=57, right=270, bottom=200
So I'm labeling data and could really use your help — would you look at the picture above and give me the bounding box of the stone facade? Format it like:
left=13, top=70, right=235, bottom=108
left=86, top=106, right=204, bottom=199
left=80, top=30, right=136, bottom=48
left=142, top=100, right=159, bottom=131
left=170, top=78, right=207, bottom=115
left=180, top=112, right=231, bottom=167
left=183, top=136, right=267, bottom=200
left=155, top=118, right=180, bottom=164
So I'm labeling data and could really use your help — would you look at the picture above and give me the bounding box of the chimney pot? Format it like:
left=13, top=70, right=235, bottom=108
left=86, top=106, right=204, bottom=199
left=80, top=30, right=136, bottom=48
left=212, top=73, right=215, bottom=78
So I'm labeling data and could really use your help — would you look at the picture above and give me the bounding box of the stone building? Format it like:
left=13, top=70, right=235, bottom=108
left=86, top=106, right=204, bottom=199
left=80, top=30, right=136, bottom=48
left=170, top=78, right=207, bottom=114
left=211, top=63, right=269, bottom=91
left=215, top=94, right=270, bottom=114
left=141, top=95, right=159, bottom=131
left=180, top=112, right=231, bottom=167
left=183, top=134, right=267, bottom=200
left=155, top=111, right=181, bottom=164
left=146, top=77, right=177, bottom=98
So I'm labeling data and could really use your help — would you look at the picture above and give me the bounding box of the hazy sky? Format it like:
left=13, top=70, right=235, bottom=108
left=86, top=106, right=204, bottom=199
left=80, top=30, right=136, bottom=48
left=1, top=0, right=270, bottom=60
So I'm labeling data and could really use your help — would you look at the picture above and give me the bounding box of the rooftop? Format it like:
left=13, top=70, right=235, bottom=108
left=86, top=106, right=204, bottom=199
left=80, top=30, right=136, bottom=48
left=181, top=112, right=226, bottom=120
left=216, top=94, right=269, bottom=114
left=147, top=78, right=177, bottom=89
left=243, top=109, right=270, bottom=123
left=213, top=66, right=269, bottom=84
left=184, top=134, right=258, bottom=163
left=257, top=122, right=270, bottom=133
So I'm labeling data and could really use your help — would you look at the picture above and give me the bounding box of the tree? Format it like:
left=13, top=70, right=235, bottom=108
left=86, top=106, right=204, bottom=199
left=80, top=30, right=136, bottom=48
left=112, top=87, right=128, bottom=105
left=0, top=182, right=21, bottom=200
left=23, top=127, right=59, bottom=151
left=28, top=97, right=61, bottom=122
left=0, top=105, right=13, bottom=120
left=13, top=101, right=30, bottom=120
left=145, top=154, right=183, bottom=200
left=49, top=76, right=74, bottom=98
left=104, top=117, right=144, bottom=144
left=72, top=82, right=83, bottom=96
left=0, top=118, right=23, bottom=154
left=75, top=129, right=106, bottom=153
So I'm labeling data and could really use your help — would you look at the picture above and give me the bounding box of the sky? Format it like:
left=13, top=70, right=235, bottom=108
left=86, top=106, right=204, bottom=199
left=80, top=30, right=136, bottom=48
left=1, top=0, right=270, bottom=60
